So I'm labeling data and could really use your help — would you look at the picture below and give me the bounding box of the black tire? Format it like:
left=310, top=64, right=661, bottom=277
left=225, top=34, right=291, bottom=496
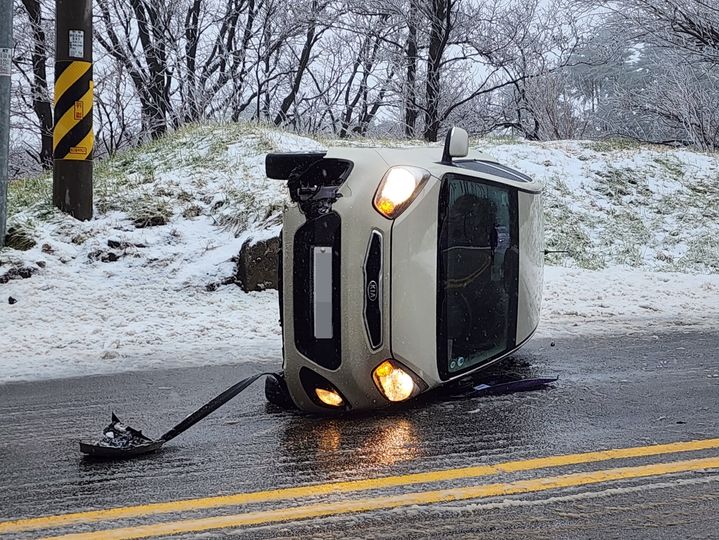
left=264, top=373, right=297, bottom=410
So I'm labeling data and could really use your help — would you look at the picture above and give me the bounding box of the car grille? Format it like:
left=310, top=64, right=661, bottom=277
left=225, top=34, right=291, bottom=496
left=293, top=212, right=342, bottom=370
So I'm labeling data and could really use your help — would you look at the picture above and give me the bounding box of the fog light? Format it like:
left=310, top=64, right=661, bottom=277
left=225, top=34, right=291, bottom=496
left=373, top=167, right=430, bottom=219
left=373, top=360, right=416, bottom=402
left=315, top=388, right=344, bottom=407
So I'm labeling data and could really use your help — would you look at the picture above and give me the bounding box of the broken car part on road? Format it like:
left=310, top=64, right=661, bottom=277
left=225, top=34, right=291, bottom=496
left=80, top=372, right=278, bottom=458
left=79, top=371, right=557, bottom=459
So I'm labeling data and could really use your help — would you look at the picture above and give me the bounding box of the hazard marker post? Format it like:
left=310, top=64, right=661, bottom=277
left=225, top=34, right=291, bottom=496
left=53, top=0, right=93, bottom=220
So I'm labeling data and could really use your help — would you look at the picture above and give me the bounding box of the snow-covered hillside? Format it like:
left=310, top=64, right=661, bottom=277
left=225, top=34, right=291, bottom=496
left=487, top=139, right=719, bottom=273
left=1, top=124, right=718, bottom=383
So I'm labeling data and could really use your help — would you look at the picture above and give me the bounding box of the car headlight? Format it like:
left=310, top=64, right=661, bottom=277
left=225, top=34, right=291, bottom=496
left=372, top=360, right=416, bottom=402
left=299, top=367, right=348, bottom=409
left=315, top=387, right=344, bottom=407
left=373, top=166, right=430, bottom=219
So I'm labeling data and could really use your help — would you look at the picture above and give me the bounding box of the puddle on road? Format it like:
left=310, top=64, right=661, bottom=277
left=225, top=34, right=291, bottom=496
left=272, top=355, right=561, bottom=481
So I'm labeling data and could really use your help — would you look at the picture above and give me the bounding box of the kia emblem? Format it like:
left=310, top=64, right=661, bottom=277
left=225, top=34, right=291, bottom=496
left=367, top=280, right=378, bottom=302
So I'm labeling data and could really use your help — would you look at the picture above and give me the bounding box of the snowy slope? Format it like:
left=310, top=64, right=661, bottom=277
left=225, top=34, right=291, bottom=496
left=1, top=125, right=718, bottom=383
left=484, top=139, right=719, bottom=273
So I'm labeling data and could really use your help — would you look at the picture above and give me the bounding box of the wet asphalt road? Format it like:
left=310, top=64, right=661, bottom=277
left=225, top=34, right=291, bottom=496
left=1, top=331, right=718, bottom=539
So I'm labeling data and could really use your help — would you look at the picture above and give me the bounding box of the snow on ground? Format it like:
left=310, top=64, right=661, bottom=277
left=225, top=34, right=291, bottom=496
left=1, top=125, right=718, bottom=383
left=2, top=265, right=717, bottom=383
left=1, top=273, right=281, bottom=383
left=539, top=266, right=719, bottom=338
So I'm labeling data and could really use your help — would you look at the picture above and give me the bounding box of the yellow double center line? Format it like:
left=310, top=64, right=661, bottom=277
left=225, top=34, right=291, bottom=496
left=1, top=438, right=718, bottom=538
left=45, top=456, right=719, bottom=540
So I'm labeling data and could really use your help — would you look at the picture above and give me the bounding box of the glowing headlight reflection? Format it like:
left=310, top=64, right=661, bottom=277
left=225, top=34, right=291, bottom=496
left=315, top=388, right=344, bottom=407
left=373, top=360, right=416, bottom=402
left=373, top=166, right=429, bottom=219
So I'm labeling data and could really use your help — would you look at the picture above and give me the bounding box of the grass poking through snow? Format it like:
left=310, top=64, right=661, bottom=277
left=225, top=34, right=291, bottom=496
left=4, top=123, right=719, bottom=275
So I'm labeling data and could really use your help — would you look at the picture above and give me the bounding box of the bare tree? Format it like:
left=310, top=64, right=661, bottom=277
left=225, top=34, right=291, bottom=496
left=420, top=0, right=452, bottom=141
left=576, top=1, right=719, bottom=148
left=94, top=60, right=140, bottom=155
left=273, top=0, right=331, bottom=126
left=95, top=0, right=175, bottom=138
left=601, top=0, right=719, bottom=63
left=403, top=0, right=419, bottom=136
left=14, top=0, right=53, bottom=168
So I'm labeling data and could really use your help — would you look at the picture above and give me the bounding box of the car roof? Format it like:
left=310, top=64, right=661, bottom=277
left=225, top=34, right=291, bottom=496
left=324, top=146, right=542, bottom=193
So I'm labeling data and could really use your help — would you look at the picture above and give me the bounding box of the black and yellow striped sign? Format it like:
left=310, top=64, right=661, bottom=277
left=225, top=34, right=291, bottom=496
left=53, top=60, right=93, bottom=161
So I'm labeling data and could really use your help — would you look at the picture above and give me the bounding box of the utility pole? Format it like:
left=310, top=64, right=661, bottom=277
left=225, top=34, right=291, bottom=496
left=53, top=0, right=93, bottom=220
left=0, top=0, right=12, bottom=247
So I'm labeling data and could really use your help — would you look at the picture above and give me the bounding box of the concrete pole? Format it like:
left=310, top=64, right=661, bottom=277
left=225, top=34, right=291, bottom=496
left=0, top=0, right=12, bottom=247
left=53, top=0, right=93, bottom=220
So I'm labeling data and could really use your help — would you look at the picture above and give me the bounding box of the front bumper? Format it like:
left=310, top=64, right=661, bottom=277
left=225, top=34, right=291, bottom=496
left=280, top=151, right=425, bottom=412
left=281, top=216, right=396, bottom=411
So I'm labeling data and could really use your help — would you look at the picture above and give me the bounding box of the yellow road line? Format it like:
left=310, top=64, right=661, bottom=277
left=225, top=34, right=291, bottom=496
left=43, top=456, right=719, bottom=540
left=2, top=437, right=719, bottom=535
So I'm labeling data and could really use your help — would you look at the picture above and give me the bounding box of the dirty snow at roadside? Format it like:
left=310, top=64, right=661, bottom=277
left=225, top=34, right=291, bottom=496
left=1, top=125, right=718, bottom=383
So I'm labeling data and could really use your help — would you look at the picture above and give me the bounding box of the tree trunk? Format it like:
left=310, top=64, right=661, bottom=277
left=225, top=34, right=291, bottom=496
left=422, top=0, right=450, bottom=142
left=274, top=1, right=319, bottom=126
left=22, top=0, right=53, bottom=168
left=404, top=1, right=418, bottom=137
left=183, top=0, right=202, bottom=123
left=129, top=0, right=170, bottom=138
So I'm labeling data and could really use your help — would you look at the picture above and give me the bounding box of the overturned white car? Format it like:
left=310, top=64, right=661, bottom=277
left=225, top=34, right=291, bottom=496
left=265, top=127, right=544, bottom=413
left=78, top=128, right=546, bottom=458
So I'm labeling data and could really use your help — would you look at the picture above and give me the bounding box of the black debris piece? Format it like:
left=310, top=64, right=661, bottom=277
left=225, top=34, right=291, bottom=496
left=107, top=239, right=146, bottom=250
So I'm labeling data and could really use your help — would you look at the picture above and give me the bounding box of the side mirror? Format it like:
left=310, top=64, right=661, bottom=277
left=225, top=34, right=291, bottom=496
left=441, top=127, right=469, bottom=164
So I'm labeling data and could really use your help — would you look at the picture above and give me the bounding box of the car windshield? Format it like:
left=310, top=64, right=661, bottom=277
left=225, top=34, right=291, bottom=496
left=437, top=173, right=519, bottom=379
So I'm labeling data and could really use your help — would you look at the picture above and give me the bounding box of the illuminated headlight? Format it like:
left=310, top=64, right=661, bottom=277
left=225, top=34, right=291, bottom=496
left=372, top=360, right=416, bottom=402
left=373, top=166, right=430, bottom=219
left=315, top=387, right=344, bottom=407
